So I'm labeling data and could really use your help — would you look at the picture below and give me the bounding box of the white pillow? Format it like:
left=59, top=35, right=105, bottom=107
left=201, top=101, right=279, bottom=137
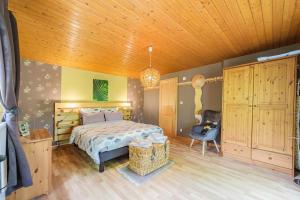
left=100, top=108, right=117, bottom=112
left=81, top=112, right=105, bottom=125
left=104, top=111, right=123, bottom=121
left=80, top=108, right=102, bottom=114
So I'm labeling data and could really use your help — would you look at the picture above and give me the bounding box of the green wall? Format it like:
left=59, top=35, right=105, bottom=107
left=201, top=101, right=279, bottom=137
left=61, top=67, right=128, bottom=101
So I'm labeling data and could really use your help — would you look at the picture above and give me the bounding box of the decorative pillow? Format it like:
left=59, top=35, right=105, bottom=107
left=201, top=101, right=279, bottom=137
left=104, top=111, right=123, bottom=121
left=81, top=112, right=105, bottom=125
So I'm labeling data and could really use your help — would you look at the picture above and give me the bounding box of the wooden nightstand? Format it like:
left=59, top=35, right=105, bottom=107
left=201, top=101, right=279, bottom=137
left=8, top=129, right=52, bottom=200
left=119, top=107, right=133, bottom=120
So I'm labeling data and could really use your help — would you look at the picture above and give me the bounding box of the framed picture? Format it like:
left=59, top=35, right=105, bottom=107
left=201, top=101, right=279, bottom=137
left=18, top=121, right=30, bottom=136
left=93, top=79, right=108, bottom=101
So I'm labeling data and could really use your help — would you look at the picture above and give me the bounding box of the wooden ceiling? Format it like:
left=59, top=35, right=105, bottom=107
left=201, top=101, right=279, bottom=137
left=9, top=0, right=300, bottom=77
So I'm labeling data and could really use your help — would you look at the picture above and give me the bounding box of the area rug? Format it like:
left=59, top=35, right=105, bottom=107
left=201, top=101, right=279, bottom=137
left=117, top=160, right=175, bottom=186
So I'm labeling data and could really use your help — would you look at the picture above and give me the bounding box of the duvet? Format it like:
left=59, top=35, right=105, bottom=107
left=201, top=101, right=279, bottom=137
left=70, top=120, right=163, bottom=164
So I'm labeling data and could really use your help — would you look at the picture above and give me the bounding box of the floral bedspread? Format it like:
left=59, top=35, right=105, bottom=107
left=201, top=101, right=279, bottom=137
left=70, top=120, right=163, bottom=164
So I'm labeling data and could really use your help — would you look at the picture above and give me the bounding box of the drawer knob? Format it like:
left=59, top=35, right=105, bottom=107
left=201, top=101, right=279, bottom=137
left=268, top=157, right=272, bottom=160
left=234, top=149, right=237, bottom=151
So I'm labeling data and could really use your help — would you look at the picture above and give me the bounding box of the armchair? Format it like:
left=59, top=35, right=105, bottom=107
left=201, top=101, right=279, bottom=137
left=189, top=110, right=221, bottom=155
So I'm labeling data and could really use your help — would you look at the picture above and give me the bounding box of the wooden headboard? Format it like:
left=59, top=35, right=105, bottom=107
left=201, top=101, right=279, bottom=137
left=54, top=101, right=133, bottom=143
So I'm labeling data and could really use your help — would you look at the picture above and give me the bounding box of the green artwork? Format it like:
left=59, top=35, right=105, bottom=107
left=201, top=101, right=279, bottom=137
left=93, top=79, right=108, bottom=101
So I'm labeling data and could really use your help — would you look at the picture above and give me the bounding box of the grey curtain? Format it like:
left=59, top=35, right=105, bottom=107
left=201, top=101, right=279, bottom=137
left=0, top=0, right=32, bottom=195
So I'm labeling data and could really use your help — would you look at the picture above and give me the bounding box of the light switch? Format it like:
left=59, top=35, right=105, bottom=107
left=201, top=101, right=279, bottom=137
left=182, top=76, right=186, bottom=81
left=180, top=101, right=183, bottom=105
left=180, top=128, right=183, bottom=132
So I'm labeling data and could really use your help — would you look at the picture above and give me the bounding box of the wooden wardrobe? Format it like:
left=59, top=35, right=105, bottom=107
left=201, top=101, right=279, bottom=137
left=222, top=56, right=297, bottom=174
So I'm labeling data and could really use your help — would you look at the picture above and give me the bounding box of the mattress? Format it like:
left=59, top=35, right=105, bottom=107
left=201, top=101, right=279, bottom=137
left=70, top=120, right=163, bottom=164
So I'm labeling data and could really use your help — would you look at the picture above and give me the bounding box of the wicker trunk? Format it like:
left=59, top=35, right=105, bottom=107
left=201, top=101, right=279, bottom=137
left=129, top=140, right=169, bottom=176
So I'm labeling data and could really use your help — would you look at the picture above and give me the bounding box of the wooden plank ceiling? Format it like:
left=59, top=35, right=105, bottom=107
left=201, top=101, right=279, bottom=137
left=9, top=0, right=300, bottom=77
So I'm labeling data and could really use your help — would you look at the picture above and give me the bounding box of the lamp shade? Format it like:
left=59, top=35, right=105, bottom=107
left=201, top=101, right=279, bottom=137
left=140, top=68, right=160, bottom=88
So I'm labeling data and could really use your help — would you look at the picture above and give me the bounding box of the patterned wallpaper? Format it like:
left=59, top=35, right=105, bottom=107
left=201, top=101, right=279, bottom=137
left=18, top=59, right=143, bottom=134
left=18, top=59, right=61, bottom=135
left=127, top=78, right=144, bottom=123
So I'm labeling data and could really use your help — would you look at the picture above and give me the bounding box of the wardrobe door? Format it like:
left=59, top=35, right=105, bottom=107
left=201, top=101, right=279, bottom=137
left=222, top=66, right=253, bottom=158
left=252, top=57, right=296, bottom=156
left=159, top=77, right=178, bottom=137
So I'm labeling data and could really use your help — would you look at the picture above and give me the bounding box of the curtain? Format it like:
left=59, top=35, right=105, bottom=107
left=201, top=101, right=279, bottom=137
left=0, top=0, right=32, bottom=195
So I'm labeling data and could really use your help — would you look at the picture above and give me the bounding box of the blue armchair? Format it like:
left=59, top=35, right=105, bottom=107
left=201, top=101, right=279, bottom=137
left=189, top=110, right=221, bottom=155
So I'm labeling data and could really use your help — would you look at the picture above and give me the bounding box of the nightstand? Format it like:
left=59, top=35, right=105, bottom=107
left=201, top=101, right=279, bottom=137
left=119, top=107, right=133, bottom=120
left=9, top=129, right=52, bottom=200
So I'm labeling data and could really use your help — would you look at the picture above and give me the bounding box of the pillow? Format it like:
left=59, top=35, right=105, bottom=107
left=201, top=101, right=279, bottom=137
left=80, top=107, right=117, bottom=114
left=100, top=108, right=117, bottom=112
left=104, top=111, right=123, bottom=121
left=80, top=108, right=102, bottom=114
left=81, top=112, right=105, bottom=125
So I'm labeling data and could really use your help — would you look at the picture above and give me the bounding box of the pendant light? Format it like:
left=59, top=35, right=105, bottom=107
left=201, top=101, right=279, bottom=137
left=140, top=46, right=160, bottom=88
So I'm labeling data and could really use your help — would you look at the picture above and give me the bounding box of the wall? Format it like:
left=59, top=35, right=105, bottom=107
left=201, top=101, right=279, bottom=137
left=17, top=59, right=143, bottom=135
left=18, top=59, right=62, bottom=134
left=127, top=78, right=144, bottom=122
left=143, top=63, right=223, bottom=136
left=144, top=89, right=160, bottom=125
left=61, top=67, right=127, bottom=101
left=144, top=43, right=300, bottom=137
left=223, top=43, right=300, bottom=68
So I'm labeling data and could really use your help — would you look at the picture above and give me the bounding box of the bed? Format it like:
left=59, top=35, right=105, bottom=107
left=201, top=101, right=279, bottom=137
left=69, top=120, right=163, bottom=172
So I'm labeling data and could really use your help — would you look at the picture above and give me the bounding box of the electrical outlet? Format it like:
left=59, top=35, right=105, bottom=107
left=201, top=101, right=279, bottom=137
left=180, top=128, right=183, bottom=132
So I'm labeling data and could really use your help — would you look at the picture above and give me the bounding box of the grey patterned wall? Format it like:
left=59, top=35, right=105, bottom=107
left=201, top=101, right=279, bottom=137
left=18, top=59, right=61, bottom=135
left=18, top=59, right=144, bottom=134
left=127, top=78, right=144, bottom=123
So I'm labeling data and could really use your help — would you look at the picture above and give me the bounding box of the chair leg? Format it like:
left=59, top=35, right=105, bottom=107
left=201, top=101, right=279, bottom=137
left=189, top=139, right=195, bottom=149
left=213, top=140, right=220, bottom=153
left=202, top=141, right=206, bottom=156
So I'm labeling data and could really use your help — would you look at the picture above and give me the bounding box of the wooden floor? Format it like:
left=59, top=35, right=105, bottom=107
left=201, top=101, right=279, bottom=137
left=41, top=139, right=300, bottom=200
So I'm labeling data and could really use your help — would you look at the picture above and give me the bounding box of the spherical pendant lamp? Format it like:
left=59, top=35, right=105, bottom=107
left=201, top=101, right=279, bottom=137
left=140, top=46, right=160, bottom=88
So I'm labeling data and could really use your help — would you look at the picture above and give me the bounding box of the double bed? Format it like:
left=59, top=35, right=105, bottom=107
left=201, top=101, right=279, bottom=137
left=54, top=102, right=164, bottom=172
left=70, top=119, right=163, bottom=172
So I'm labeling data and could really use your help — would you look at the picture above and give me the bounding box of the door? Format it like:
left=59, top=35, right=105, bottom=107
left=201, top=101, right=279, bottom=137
left=159, top=77, right=178, bottom=137
left=222, top=65, right=253, bottom=147
left=252, top=58, right=296, bottom=155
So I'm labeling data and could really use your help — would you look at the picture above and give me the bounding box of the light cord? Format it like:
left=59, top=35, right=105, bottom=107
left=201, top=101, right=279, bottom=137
left=148, top=46, right=152, bottom=68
